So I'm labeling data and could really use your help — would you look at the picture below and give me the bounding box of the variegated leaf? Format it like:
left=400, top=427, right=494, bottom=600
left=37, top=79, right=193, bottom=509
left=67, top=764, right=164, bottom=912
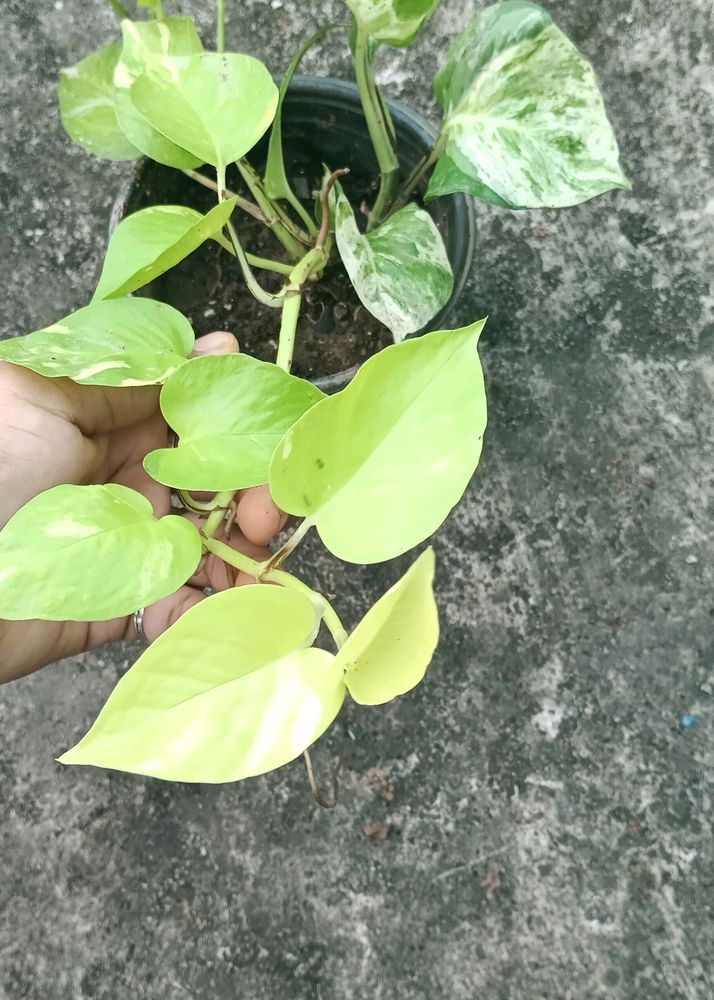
left=428, top=0, right=630, bottom=208
left=334, top=186, right=453, bottom=342
left=345, top=0, right=438, bottom=46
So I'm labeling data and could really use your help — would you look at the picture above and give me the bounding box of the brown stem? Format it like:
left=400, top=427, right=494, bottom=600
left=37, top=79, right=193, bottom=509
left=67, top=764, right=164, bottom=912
left=303, top=749, right=343, bottom=809
left=183, top=169, right=268, bottom=224
left=316, top=168, right=351, bottom=249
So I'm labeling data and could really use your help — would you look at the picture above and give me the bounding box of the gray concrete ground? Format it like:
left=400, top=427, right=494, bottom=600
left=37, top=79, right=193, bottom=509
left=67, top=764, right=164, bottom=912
left=1, top=1, right=712, bottom=997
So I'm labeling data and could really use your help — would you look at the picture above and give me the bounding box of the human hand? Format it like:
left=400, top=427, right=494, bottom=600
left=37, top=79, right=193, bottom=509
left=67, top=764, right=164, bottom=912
left=0, top=331, right=286, bottom=683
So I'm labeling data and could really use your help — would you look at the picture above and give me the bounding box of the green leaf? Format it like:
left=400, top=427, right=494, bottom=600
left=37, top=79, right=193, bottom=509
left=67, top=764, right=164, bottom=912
left=129, top=52, right=278, bottom=170
left=334, top=186, right=453, bottom=342
left=93, top=200, right=237, bottom=301
left=144, top=353, right=324, bottom=492
left=0, top=298, right=194, bottom=386
left=337, top=548, right=439, bottom=704
left=345, top=0, right=439, bottom=46
left=269, top=322, right=487, bottom=564
left=113, top=17, right=204, bottom=169
left=59, top=43, right=141, bottom=161
left=428, top=1, right=630, bottom=208
left=58, top=587, right=346, bottom=782
left=0, top=484, right=201, bottom=622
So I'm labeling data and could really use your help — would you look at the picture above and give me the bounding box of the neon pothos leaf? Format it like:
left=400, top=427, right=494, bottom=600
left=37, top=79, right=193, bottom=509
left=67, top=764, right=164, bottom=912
left=93, top=200, right=237, bottom=301
left=59, top=587, right=346, bottom=783
left=428, top=0, right=630, bottom=208
left=144, top=353, right=324, bottom=492
left=129, top=52, right=278, bottom=170
left=345, top=0, right=439, bottom=46
left=0, top=298, right=194, bottom=386
left=269, top=322, right=487, bottom=564
left=334, top=185, right=453, bottom=342
left=113, top=17, right=204, bottom=169
left=59, top=43, right=140, bottom=161
left=0, top=484, right=201, bottom=621
left=337, top=548, right=439, bottom=705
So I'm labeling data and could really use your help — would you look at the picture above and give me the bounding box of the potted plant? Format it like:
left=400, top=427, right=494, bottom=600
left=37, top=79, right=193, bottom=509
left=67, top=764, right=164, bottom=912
left=0, top=0, right=629, bottom=796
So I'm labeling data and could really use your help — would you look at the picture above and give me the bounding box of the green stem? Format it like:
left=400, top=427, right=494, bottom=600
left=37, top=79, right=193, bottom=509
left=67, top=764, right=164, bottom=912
left=216, top=0, right=224, bottom=53
left=244, top=253, right=293, bottom=275
left=275, top=247, right=327, bottom=371
left=182, top=169, right=267, bottom=224
left=105, top=0, right=130, bottom=17
left=353, top=28, right=399, bottom=229
left=202, top=491, right=237, bottom=539
left=202, top=535, right=348, bottom=650
left=236, top=159, right=311, bottom=259
left=389, top=130, right=447, bottom=216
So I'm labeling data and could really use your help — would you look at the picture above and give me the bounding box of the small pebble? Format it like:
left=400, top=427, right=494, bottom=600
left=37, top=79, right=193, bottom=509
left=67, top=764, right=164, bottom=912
left=680, top=714, right=697, bottom=728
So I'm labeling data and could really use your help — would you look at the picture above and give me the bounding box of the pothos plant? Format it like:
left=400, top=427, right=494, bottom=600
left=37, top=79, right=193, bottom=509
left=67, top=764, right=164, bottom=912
left=0, top=0, right=628, bottom=793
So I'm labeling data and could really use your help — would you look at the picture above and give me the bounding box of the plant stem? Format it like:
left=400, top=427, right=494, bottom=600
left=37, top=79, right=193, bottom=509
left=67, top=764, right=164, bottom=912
left=216, top=0, right=224, bottom=53
left=182, top=169, right=267, bottom=223
left=243, top=253, right=293, bottom=275
left=202, top=491, right=237, bottom=538
left=264, top=516, right=313, bottom=568
left=105, top=0, right=130, bottom=18
left=389, top=130, right=447, bottom=216
left=225, top=221, right=284, bottom=308
left=201, top=535, right=348, bottom=649
left=236, top=159, right=310, bottom=259
left=353, top=28, right=399, bottom=230
left=275, top=247, right=327, bottom=371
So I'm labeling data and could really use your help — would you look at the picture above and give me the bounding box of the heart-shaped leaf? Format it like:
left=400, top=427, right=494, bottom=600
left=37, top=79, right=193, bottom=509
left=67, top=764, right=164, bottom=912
left=0, top=484, right=201, bottom=621
left=58, top=587, right=346, bottom=783
left=0, top=298, right=194, bottom=386
left=129, top=52, right=278, bottom=170
left=428, top=0, right=630, bottom=208
left=334, top=186, right=453, bottom=342
left=59, top=42, right=141, bottom=161
left=93, top=200, right=237, bottom=301
left=345, top=0, right=439, bottom=46
left=113, top=17, right=204, bottom=169
left=337, top=548, right=439, bottom=704
left=269, top=322, right=487, bottom=564
left=144, top=353, right=324, bottom=492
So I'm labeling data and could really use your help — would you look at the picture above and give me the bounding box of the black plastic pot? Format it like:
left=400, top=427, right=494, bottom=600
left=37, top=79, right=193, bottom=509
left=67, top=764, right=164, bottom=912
left=110, top=75, right=475, bottom=394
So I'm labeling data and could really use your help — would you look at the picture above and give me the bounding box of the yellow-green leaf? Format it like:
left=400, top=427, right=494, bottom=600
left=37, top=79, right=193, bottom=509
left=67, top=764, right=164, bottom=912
left=0, top=298, right=194, bottom=386
left=129, top=52, right=278, bottom=169
left=0, top=484, right=201, bottom=621
left=58, top=587, right=346, bottom=783
left=93, top=200, right=237, bottom=301
left=345, top=0, right=438, bottom=47
left=144, top=353, right=324, bottom=492
left=338, top=548, right=439, bottom=704
left=113, top=17, right=204, bottom=169
left=59, top=42, right=140, bottom=161
left=269, top=322, right=487, bottom=564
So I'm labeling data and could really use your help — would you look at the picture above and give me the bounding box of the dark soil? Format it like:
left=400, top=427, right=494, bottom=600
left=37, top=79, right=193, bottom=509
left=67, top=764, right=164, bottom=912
left=123, top=159, right=394, bottom=382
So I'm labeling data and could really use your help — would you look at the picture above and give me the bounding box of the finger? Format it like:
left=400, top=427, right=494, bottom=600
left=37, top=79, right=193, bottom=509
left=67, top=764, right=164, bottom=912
left=236, top=485, right=288, bottom=545
left=191, top=331, right=239, bottom=356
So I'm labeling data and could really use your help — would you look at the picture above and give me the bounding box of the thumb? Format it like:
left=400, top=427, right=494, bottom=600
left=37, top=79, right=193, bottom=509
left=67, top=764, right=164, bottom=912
left=140, top=587, right=207, bottom=642
left=191, top=331, right=239, bottom=356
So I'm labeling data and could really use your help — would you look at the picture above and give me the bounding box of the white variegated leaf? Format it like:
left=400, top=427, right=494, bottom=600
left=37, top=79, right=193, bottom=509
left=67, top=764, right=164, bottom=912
left=428, top=0, right=630, bottom=209
left=345, top=0, right=438, bottom=46
left=334, top=187, right=453, bottom=342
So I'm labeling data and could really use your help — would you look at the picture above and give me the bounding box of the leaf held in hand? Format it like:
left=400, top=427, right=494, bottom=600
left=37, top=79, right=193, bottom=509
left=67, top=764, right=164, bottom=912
left=58, top=587, right=346, bottom=783
left=338, top=548, right=439, bottom=704
left=428, top=0, right=630, bottom=208
left=345, top=0, right=439, bottom=47
left=129, top=52, right=279, bottom=169
left=113, top=17, right=204, bottom=169
left=0, top=298, right=195, bottom=386
left=269, top=322, right=487, bottom=564
left=0, top=484, right=201, bottom=621
left=334, top=185, right=453, bottom=342
left=144, top=353, right=324, bottom=492
left=93, top=200, right=238, bottom=301
left=59, top=42, right=141, bottom=161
